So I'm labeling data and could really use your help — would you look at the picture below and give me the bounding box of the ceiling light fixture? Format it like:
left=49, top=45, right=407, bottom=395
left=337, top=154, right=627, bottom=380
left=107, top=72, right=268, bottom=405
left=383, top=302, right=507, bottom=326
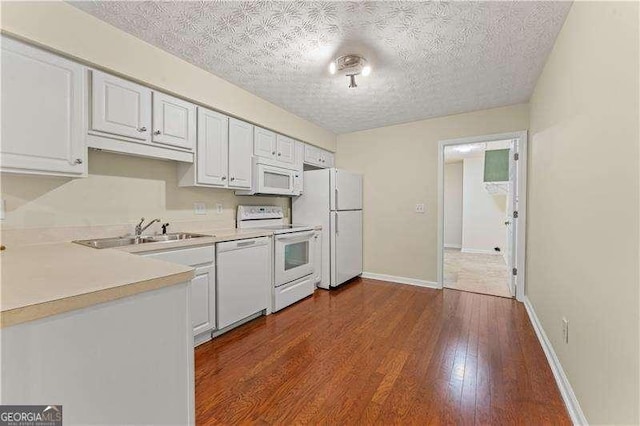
left=328, top=54, right=371, bottom=88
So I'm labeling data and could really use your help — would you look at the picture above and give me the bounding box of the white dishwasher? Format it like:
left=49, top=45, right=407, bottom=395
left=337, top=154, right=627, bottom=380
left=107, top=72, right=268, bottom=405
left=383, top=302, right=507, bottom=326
left=216, top=237, right=270, bottom=329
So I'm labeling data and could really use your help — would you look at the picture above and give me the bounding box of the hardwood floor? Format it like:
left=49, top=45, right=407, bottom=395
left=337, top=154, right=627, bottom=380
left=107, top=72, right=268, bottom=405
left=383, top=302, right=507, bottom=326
left=195, top=278, right=570, bottom=425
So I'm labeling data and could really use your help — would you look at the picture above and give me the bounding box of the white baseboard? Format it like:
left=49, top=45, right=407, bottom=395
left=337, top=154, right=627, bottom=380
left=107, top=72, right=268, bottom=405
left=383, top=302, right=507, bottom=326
left=461, top=248, right=501, bottom=255
left=361, top=272, right=440, bottom=289
left=523, top=297, right=588, bottom=425
left=444, top=243, right=462, bottom=249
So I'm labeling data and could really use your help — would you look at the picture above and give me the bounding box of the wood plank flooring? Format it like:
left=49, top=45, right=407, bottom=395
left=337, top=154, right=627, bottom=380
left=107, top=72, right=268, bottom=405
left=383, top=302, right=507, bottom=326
left=195, top=278, right=570, bottom=425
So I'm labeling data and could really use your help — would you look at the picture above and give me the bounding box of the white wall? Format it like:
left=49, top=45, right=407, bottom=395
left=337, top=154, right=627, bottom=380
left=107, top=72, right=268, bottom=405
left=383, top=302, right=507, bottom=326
left=461, top=156, right=507, bottom=253
left=443, top=162, right=463, bottom=248
left=336, top=103, right=529, bottom=282
left=527, top=1, right=639, bottom=423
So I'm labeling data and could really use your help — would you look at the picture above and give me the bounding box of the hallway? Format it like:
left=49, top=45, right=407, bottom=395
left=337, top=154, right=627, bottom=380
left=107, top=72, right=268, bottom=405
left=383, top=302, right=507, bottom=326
left=444, top=248, right=512, bottom=298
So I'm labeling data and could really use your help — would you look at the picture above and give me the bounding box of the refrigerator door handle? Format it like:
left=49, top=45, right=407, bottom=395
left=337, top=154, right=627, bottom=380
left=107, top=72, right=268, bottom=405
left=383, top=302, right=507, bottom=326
left=335, top=187, right=339, bottom=210
left=335, top=212, right=339, bottom=235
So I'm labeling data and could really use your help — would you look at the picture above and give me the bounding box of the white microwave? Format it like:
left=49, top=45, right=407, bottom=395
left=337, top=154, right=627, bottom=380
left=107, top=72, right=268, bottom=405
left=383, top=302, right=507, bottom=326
left=236, top=158, right=302, bottom=196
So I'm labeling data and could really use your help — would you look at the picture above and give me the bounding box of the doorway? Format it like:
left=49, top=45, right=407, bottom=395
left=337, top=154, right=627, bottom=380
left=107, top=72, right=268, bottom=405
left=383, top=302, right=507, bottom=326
left=437, top=131, right=527, bottom=301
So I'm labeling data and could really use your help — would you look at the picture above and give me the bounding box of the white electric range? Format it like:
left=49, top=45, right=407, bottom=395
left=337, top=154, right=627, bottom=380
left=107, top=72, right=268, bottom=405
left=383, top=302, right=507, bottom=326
left=237, top=206, right=316, bottom=312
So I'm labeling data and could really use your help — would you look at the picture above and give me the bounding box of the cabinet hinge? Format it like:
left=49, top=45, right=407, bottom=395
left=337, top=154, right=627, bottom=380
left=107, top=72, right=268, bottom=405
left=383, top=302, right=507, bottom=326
left=512, top=268, right=518, bottom=276
left=513, top=210, right=519, bottom=219
left=514, top=152, right=519, bottom=161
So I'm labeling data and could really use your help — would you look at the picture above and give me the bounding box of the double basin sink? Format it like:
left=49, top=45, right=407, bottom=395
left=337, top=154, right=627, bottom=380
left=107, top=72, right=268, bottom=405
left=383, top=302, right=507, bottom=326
left=74, top=233, right=211, bottom=249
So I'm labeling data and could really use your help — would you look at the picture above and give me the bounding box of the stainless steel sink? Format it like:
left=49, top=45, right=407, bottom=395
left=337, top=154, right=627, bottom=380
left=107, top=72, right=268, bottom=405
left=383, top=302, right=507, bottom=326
left=73, top=233, right=211, bottom=249
left=141, top=233, right=210, bottom=242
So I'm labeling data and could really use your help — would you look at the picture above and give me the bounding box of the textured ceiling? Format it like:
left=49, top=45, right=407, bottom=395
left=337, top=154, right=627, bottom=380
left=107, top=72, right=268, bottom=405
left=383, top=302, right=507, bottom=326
left=70, top=1, right=571, bottom=134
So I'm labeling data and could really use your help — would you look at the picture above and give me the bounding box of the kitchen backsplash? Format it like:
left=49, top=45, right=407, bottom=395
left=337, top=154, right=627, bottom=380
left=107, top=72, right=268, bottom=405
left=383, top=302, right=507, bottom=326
left=0, top=150, right=289, bottom=243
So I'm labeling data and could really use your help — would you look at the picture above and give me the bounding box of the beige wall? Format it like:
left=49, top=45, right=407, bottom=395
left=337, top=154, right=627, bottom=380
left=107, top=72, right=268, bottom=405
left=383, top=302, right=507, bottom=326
left=336, top=103, right=529, bottom=282
left=0, top=1, right=336, bottom=152
left=444, top=162, right=463, bottom=248
left=461, top=157, right=507, bottom=253
left=527, top=2, right=639, bottom=424
left=1, top=150, right=289, bottom=234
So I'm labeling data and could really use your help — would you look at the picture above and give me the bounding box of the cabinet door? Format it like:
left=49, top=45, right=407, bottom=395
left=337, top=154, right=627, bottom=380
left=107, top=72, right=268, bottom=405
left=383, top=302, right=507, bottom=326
left=276, top=134, right=295, bottom=164
left=324, top=151, right=335, bottom=168
left=304, top=144, right=321, bottom=167
left=228, top=118, right=253, bottom=189
left=197, top=107, right=228, bottom=186
left=190, top=264, right=216, bottom=337
left=313, top=231, right=322, bottom=284
left=152, top=92, right=196, bottom=150
left=91, top=70, right=151, bottom=141
left=295, top=141, right=304, bottom=171
left=1, top=37, right=85, bottom=176
left=254, top=127, right=276, bottom=159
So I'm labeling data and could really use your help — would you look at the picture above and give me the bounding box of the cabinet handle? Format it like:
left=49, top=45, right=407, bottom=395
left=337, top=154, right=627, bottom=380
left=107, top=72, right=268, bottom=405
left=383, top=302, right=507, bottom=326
left=230, top=177, right=235, bottom=181
left=237, top=240, right=256, bottom=247
left=272, top=151, right=276, bottom=155
left=221, top=176, right=227, bottom=181
left=154, top=130, right=161, bottom=135
left=74, top=158, right=83, bottom=165
left=137, top=127, right=147, bottom=132
left=278, top=152, right=282, bottom=156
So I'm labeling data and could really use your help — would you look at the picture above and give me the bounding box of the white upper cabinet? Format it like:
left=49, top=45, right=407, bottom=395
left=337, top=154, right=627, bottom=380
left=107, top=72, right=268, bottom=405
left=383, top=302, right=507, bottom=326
left=228, top=118, right=253, bottom=189
left=254, top=127, right=277, bottom=159
left=276, top=135, right=295, bottom=164
left=1, top=36, right=86, bottom=177
left=91, top=70, right=151, bottom=141
left=304, top=144, right=334, bottom=168
left=152, top=92, right=196, bottom=150
left=195, top=107, right=228, bottom=186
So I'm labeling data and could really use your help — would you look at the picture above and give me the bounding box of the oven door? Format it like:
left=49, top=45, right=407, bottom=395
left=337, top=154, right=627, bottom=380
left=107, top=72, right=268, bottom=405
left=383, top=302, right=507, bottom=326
left=274, top=231, right=315, bottom=286
left=257, top=164, right=295, bottom=195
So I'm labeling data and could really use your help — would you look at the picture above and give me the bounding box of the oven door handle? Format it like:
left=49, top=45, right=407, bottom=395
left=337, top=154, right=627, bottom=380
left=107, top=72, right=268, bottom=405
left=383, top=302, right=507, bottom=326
left=275, top=231, right=315, bottom=242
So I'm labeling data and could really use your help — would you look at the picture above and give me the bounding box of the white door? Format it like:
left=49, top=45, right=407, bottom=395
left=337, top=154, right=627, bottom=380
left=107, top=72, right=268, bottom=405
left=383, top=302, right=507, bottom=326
left=152, top=92, right=196, bottom=150
left=507, top=139, right=519, bottom=297
left=313, top=231, right=322, bottom=284
left=228, top=118, right=253, bottom=189
left=330, top=169, right=363, bottom=211
left=331, top=210, right=363, bottom=286
left=254, top=127, right=276, bottom=159
left=190, top=264, right=216, bottom=336
left=1, top=37, right=86, bottom=176
left=276, top=134, right=295, bottom=164
left=91, top=70, right=151, bottom=141
left=196, top=107, right=229, bottom=187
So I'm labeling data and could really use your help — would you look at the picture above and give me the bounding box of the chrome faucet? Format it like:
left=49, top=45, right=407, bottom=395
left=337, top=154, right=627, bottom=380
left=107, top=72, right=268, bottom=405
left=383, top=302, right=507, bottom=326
left=135, top=217, right=161, bottom=237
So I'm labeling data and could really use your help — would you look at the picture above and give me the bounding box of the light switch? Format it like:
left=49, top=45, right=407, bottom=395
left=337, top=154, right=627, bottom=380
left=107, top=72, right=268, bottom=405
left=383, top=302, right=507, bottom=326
left=0, top=198, right=5, bottom=221
left=415, top=203, right=426, bottom=214
left=194, top=202, right=206, bottom=215
left=215, top=203, right=223, bottom=214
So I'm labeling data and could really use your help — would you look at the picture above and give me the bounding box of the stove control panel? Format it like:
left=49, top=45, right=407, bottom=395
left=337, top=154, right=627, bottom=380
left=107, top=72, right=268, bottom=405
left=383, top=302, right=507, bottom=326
left=237, top=205, right=284, bottom=221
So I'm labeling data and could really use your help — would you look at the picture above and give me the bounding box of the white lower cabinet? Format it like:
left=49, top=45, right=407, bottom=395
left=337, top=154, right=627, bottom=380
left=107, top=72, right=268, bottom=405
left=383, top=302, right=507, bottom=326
left=313, top=230, right=322, bottom=284
left=142, top=245, right=216, bottom=346
left=216, top=237, right=270, bottom=329
left=1, top=36, right=86, bottom=177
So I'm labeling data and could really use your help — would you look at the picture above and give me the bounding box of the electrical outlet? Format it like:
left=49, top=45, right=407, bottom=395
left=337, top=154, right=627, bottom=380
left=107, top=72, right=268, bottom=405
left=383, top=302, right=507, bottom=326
left=215, top=203, right=223, bottom=214
left=194, top=202, right=206, bottom=215
left=562, top=317, right=569, bottom=344
left=415, top=203, right=426, bottom=213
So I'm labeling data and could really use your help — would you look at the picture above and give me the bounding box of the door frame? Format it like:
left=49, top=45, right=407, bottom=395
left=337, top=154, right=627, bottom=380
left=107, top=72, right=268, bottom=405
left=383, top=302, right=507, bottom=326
left=436, top=130, right=528, bottom=301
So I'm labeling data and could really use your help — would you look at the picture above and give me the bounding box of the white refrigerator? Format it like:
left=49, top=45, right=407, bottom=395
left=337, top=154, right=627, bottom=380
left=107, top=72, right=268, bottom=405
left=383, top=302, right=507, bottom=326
left=293, top=168, right=363, bottom=289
